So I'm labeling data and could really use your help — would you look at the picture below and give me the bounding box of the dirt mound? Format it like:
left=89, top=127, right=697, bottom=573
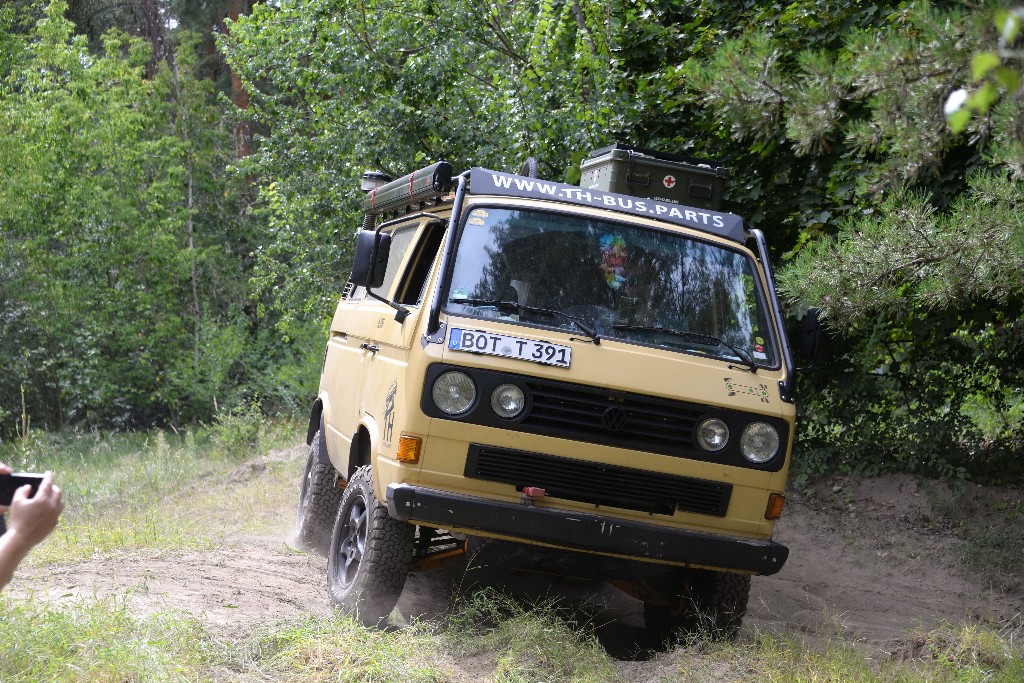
left=749, top=500, right=1020, bottom=647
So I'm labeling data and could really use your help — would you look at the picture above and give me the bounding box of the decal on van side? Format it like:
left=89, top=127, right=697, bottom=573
left=724, top=378, right=771, bottom=404
left=382, top=380, right=398, bottom=447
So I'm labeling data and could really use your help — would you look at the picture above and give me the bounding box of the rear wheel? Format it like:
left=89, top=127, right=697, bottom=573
left=644, top=570, right=750, bottom=644
left=327, top=465, right=414, bottom=626
left=294, top=430, right=343, bottom=554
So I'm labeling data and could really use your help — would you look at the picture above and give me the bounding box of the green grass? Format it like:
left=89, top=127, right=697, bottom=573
left=0, top=594, right=217, bottom=682
left=1, top=418, right=302, bottom=564
left=236, top=615, right=453, bottom=682
left=661, top=622, right=1024, bottom=683
left=446, top=588, right=623, bottom=683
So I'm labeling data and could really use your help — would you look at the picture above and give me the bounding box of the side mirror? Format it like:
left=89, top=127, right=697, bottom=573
left=799, top=307, right=822, bottom=362
left=351, top=229, right=392, bottom=289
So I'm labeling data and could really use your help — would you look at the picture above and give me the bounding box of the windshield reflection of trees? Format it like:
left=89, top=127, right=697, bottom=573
left=452, top=209, right=771, bottom=360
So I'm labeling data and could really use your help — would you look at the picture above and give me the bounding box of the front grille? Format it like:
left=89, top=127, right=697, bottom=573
left=465, top=445, right=731, bottom=517
left=522, top=380, right=704, bottom=456
left=420, top=363, right=790, bottom=472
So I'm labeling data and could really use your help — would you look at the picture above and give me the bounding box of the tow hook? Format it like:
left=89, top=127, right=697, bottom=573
left=520, top=487, right=546, bottom=506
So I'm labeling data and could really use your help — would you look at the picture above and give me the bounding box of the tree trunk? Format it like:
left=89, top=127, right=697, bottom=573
left=227, top=0, right=252, bottom=159
left=137, top=0, right=167, bottom=76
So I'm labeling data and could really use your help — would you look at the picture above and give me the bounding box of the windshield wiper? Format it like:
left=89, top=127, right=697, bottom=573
left=450, top=298, right=600, bottom=345
left=611, top=325, right=757, bottom=372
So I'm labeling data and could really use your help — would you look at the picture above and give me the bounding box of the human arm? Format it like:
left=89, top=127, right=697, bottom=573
left=0, top=470, right=64, bottom=590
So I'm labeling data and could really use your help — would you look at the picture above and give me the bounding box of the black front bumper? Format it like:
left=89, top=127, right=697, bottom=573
left=386, top=483, right=788, bottom=576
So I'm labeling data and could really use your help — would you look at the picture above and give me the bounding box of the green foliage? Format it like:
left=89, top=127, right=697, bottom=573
left=676, top=1, right=1024, bottom=479
left=222, top=0, right=926, bottom=308
left=782, top=173, right=1024, bottom=325
left=677, top=2, right=982, bottom=213
left=220, top=0, right=638, bottom=330
left=212, top=397, right=269, bottom=457
left=0, top=2, right=309, bottom=438
left=792, top=301, right=1024, bottom=483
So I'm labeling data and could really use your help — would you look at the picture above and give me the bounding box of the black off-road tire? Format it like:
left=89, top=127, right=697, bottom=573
left=294, top=430, right=343, bottom=554
left=644, top=570, right=751, bottom=644
left=327, top=465, right=414, bottom=626
left=519, top=156, right=539, bottom=178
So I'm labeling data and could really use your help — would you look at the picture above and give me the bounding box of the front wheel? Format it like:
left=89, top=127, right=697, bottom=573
left=327, top=465, right=414, bottom=626
left=294, top=430, right=343, bottom=554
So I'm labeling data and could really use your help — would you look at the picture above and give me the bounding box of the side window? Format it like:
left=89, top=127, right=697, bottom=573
left=396, top=221, right=445, bottom=305
left=376, top=224, right=419, bottom=298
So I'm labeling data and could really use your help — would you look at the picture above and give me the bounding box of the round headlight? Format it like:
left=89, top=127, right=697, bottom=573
left=431, top=371, right=477, bottom=415
left=696, top=418, right=729, bottom=452
left=491, top=384, right=526, bottom=418
left=740, top=422, right=780, bottom=463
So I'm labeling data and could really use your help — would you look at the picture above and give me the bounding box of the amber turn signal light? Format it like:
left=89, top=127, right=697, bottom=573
left=765, top=493, right=785, bottom=520
left=396, top=435, right=422, bottom=464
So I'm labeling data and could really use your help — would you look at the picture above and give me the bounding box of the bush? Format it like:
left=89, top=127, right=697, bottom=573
left=792, top=302, right=1024, bottom=486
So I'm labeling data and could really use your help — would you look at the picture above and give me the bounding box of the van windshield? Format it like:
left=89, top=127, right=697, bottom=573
left=445, top=206, right=778, bottom=367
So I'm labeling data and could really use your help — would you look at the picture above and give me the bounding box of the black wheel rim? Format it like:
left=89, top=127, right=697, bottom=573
left=335, top=495, right=368, bottom=588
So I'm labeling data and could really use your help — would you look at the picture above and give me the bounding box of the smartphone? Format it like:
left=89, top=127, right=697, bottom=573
left=0, top=473, right=44, bottom=506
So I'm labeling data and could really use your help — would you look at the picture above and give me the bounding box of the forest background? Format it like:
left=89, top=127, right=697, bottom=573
left=1, top=0, right=1022, bottom=485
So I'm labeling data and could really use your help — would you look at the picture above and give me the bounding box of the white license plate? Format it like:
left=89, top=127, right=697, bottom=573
left=448, top=328, right=571, bottom=368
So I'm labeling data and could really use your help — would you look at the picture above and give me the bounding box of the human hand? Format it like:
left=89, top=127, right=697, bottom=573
left=7, top=471, right=63, bottom=548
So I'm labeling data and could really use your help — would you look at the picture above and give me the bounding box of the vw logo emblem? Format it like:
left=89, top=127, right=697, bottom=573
left=601, top=406, right=630, bottom=433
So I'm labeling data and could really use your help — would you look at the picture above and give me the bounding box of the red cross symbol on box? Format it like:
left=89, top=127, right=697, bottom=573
left=663, top=175, right=676, bottom=188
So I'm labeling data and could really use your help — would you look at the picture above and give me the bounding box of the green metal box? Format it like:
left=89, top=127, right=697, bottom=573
left=579, top=144, right=729, bottom=210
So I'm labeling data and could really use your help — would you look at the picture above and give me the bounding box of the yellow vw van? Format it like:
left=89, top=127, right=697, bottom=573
left=294, top=150, right=817, bottom=639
